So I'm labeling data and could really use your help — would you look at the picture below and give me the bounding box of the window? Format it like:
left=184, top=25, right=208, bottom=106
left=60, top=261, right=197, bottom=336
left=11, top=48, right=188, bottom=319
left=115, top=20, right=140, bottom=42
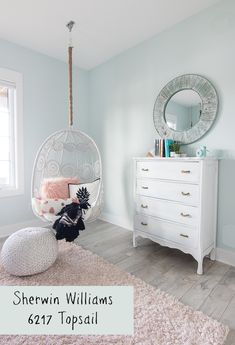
left=0, top=68, right=23, bottom=197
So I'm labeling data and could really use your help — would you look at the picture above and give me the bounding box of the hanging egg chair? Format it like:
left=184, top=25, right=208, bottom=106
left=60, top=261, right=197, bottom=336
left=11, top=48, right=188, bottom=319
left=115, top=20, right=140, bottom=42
left=31, top=21, right=103, bottom=223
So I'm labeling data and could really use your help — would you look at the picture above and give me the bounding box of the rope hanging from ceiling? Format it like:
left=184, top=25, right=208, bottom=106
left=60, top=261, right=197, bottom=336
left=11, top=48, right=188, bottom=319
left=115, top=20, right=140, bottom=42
left=31, top=21, right=103, bottom=224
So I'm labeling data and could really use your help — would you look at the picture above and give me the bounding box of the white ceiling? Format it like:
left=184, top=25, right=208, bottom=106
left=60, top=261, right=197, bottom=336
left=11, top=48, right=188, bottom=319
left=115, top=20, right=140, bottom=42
left=0, top=0, right=221, bottom=70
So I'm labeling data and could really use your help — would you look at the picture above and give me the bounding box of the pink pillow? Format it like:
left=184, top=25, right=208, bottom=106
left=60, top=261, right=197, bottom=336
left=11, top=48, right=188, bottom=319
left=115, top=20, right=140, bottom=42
left=41, top=177, right=80, bottom=199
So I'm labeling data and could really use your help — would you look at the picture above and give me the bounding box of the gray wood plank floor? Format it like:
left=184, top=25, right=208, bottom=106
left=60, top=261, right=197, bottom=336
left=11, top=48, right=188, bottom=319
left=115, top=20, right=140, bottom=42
left=1, top=219, right=234, bottom=344
left=79, top=220, right=235, bottom=344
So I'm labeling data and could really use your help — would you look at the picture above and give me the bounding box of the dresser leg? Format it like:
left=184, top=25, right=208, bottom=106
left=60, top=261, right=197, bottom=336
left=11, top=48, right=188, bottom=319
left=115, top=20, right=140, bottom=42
left=210, top=248, right=216, bottom=261
left=133, top=234, right=137, bottom=248
left=197, top=258, right=203, bottom=275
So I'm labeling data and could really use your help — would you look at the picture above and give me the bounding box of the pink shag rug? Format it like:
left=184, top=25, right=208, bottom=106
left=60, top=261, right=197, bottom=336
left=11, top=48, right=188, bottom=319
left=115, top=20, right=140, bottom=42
left=0, top=242, right=229, bottom=345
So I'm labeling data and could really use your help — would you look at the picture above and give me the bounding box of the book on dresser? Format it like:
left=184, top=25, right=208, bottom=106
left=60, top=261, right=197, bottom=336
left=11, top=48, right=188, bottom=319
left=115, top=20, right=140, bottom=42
left=133, top=157, right=218, bottom=274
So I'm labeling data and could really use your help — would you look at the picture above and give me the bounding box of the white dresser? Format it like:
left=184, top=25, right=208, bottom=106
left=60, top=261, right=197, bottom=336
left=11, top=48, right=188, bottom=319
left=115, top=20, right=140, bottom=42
left=133, top=157, right=218, bottom=274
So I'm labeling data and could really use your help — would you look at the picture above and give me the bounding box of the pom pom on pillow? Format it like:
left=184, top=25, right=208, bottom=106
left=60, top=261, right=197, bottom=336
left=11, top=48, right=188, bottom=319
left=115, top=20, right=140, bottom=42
left=41, top=177, right=80, bottom=199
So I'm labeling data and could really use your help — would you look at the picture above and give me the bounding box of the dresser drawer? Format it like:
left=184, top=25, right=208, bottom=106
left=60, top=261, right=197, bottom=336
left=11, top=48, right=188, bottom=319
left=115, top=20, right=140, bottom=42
left=136, top=196, right=199, bottom=226
left=134, top=215, right=198, bottom=249
left=136, top=179, right=199, bottom=206
left=136, top=161, right=200, bottom=183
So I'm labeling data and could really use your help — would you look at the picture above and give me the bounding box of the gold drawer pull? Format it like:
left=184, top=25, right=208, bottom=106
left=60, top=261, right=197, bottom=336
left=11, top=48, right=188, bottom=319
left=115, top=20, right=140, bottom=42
left=142, top=186, right=149, bottom=189
left=180, top=212, right=191, bottom=217
left=181, top=192, right=190, bottom=196
left=142, top=168, right=149, bottom=172
left=141, top=204, right=148, bottom=209
left=181, top=170, right=191, bottom=174
left=180, top=233, right=189, bottom=238
left=141, top=222, right=148, bottom=226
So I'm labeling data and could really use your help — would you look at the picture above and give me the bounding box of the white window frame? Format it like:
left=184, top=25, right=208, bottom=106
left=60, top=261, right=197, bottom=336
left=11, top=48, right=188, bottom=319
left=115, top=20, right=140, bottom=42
left=0, top=68, right=24, bottom=197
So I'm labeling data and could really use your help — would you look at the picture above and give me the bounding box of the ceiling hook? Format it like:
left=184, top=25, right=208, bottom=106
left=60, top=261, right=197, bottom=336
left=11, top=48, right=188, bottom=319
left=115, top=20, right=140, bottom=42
left=66, top=21, right=75, bottom=32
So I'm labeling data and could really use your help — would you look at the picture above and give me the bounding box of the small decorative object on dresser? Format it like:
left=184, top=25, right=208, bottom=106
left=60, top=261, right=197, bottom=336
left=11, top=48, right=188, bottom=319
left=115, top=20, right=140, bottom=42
left=169, top=141, right=181, bottom=158
left=133, top=157, right=218, bottom=274
left=196, top=146, right=208, bottom=158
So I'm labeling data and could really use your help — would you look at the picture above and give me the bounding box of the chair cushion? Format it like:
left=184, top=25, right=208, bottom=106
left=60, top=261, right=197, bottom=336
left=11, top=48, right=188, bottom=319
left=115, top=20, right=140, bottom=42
left=32, top=197, right=72, bottom=217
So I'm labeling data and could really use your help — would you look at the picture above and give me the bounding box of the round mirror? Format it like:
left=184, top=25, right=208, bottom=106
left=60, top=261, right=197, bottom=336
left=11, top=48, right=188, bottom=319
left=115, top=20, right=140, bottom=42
left=153, top=74, right=218, bottom=144
left=165, top=90, right=202, bottom=131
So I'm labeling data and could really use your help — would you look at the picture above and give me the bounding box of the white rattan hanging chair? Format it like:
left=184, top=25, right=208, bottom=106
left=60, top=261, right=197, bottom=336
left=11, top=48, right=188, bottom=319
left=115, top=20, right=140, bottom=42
left=31, top=21, right=103, bottom=223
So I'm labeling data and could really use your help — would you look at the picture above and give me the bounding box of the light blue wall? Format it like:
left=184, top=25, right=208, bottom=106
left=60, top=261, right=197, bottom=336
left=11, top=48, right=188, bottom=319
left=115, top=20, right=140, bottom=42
left=88, top=0, right=235, bottom=251
left=0, top=39, right=88, bottom=226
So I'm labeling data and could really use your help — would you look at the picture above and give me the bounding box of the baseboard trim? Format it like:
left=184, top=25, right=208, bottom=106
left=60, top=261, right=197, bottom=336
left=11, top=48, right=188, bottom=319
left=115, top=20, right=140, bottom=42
left=100, top=212, right=133, bottom=231
left=3, top=215, right=235, bottom=267
left=216, top=248, right=235, bottom=267
left=100, top=212, right=235, bottom=267
left=0, top=218, right=50, bottom=239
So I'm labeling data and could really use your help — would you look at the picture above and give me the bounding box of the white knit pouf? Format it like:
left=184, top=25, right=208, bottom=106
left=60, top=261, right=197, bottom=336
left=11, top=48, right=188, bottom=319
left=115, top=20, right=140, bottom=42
left=1, top=227, right=58, bottom=276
